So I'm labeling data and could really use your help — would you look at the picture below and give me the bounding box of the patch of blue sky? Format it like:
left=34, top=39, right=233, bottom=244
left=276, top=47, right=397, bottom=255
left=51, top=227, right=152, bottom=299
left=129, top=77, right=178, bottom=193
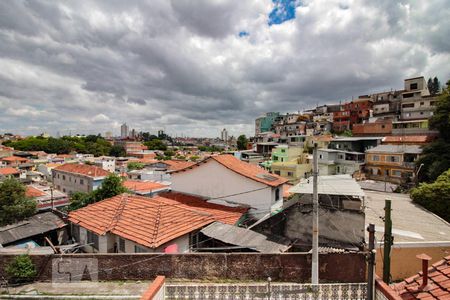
left=268, top=0, right=301, bottom=26
left=239, top=31, right=250, bottom=37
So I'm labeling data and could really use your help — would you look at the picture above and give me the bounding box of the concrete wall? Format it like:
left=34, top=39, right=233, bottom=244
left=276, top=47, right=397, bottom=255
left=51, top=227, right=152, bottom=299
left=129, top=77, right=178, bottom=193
left=171, top=160, right=281, bottom=218
left=52, top=170, right=96, bottom=194
left=255, top=203, right=365, bottom=249
left=375, top=244, right=450, bottom=281
left=0, top=253, right=366, bottom=283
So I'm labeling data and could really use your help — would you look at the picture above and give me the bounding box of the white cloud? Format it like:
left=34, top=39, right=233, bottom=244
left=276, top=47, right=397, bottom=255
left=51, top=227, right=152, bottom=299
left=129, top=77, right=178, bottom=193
left=0, top=0, right=448, bottom=138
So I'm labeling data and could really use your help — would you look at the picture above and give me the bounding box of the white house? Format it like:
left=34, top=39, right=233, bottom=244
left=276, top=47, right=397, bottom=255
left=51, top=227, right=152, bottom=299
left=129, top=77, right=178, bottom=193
left=169, top=154, right=288, bottom=219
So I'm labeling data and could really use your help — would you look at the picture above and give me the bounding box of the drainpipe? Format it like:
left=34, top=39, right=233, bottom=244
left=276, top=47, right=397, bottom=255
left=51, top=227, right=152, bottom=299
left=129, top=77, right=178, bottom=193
left=416, top=254, right=432, bottom=290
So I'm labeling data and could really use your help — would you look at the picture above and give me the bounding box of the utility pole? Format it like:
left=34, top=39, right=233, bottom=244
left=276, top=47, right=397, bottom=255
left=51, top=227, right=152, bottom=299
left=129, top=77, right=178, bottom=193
left=312, top=143, right=319, bottom=284
left=367, top=224, right=376, bottom=300
left=383, top=199, right=393, bottom=284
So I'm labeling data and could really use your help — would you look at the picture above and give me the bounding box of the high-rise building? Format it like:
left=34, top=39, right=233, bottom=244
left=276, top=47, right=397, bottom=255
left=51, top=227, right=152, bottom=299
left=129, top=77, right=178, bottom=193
left=120, top=123, right=129, bottom=138
left=221, top=128, right=228, bottom=142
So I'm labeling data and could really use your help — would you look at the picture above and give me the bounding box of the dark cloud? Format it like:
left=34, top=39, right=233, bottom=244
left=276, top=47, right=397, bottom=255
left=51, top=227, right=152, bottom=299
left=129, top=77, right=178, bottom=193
left=0, top=0, right=448, bottom=137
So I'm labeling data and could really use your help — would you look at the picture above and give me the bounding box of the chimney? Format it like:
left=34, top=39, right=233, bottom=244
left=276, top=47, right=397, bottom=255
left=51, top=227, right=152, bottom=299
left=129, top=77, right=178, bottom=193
left=416, top=253, right=432, bottom=290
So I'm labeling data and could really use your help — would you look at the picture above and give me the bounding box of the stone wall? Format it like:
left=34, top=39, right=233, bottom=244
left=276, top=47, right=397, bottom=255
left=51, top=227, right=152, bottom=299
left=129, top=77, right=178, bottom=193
left=0, top=253, right=366, bottom=283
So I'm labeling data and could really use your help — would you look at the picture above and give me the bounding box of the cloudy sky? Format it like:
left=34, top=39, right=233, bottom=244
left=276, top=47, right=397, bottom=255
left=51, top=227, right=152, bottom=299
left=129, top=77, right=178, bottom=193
left=0, top=0, right=449, bottom=138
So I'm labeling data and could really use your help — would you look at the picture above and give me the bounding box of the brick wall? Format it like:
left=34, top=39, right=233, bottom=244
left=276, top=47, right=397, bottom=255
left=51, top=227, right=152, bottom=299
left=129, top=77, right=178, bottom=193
left=0, top=253, right=366, bottom=283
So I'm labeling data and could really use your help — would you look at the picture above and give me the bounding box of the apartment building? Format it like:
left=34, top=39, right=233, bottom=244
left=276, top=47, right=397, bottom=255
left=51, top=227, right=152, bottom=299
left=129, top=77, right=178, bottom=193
left=52, top=163, right=110, bottom=194
left=352, top=119, right=392, bottom=136
left=365, top=144, right=422, bottom=184
left=318, top=149, right=365, bottom=176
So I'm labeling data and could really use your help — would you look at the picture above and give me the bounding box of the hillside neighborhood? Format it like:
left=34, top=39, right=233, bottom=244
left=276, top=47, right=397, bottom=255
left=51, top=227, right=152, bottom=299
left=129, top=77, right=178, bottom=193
left=0, top=75, right=449, bottom=299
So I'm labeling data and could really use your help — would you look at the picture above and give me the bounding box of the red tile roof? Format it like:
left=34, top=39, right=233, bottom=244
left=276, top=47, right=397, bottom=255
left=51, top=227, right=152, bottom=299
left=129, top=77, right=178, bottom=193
left=54, top=163, right=110, bottom=178
left=383, top=135, right=434, bottom=144
left=170, top=154, right=288, bottom=187
left=394, top=255, right=450, bottom=299
left=1, top=156, right=29, bottom=163
left=69, top=193, right=236, bottom=248
left=26, top=186, right=46, bottom=198
left=123, top=180, right=169, bottom=193
left=0, top=167, right=20, bottom=176
left=159, top=191, right=247, bottom=225
left=164, top=160, right=196, bottom=171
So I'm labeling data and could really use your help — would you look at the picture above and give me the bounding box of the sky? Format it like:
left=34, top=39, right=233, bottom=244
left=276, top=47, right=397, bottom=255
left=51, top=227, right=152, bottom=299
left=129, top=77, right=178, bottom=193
left=0, top=0, right=449, bottom=138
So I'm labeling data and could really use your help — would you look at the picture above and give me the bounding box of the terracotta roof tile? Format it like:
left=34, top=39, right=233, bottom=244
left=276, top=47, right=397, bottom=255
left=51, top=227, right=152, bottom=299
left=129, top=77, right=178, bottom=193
left=394, top=255, right=450, bottom=299
left=25, top=186, right=47, bottom=198
left=163, top=160, right=196, bottom=171
left=170, top=154, right=287, bottom=187
left=383, top=135, right=434, bottom=144
left=54, top=163, right=110, bottom=178
left=1, top=156, right=29, bottom=163
left=0, top=167, right=20, bottom=175
left=159, top=191, right=247, bottom=225
left=69, top=193, right=245, bottom=249
left=123, top=180, right=169, bottom=193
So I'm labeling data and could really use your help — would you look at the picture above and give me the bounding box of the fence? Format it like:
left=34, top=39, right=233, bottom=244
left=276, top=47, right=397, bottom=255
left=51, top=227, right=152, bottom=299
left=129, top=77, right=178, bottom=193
left=164, top=283, right=367, bottom=300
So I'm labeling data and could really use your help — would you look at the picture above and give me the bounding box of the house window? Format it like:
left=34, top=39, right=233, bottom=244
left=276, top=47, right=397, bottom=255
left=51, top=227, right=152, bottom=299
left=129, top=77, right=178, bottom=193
left=403, top=93, right=414, bottom=98
left=392, top=170, right=402, bottom=177
left=62, top=175, right=66, bottom=180
left=87, top=231, right=99, bottom=250
left=388, top=156, right=400, bottom=162
left=336, top=166, right=341, bottom=173
left=402, top=103, right=414, bottom=108
left=420, top=102, right=424, bottom=106
left=135, top=245, right=148, bottom=253
left=57, top=174, right=60, bottom=179
left=80, top=179, right=84, bottom=185
left=372, top=155, right=380, bottom=161
left=119, top=238, right=125, bottom=252
left=274, top=170, right=281, bottom=175
left=287, top=172, right=293, bottom=177
left=410, top=83, right=418, bottom=90
left=319, top=154, right=323, bottom=159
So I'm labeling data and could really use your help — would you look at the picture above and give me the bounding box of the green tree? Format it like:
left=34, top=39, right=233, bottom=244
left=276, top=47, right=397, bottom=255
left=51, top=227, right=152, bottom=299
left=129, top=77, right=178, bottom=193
left=109, top=145, right=126, bottom=157
left=68, top=174, right=127, bottom=211
left=92, top=174, right=127, bottom=202
left=0, top=179, right=37, bottom=226
left=144, top=139, right=167, bottom=151
left=127, top=162, right=145, bottom=170
left=5, top=254, right=37, bottom=283
left=68, top=192, right=93, bottom=211
left=411, top=169, right=450, bottom=222
left=237, top=135, right=248, bottom=150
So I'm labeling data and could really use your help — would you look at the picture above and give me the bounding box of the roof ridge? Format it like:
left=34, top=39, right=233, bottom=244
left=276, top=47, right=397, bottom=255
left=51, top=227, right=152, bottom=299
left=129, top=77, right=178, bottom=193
left=103, top=194, right=128, bottom=234
left=150, top=201, right=163, bottom=248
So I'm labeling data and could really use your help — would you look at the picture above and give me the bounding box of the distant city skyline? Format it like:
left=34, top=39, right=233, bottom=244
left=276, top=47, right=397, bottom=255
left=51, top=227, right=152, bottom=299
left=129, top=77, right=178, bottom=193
left=0, top=1, right=448, bottom=137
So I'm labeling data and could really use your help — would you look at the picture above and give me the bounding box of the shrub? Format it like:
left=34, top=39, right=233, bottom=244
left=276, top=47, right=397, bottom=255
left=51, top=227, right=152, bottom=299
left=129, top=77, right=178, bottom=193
left=5, top=254, right=37, bottom=283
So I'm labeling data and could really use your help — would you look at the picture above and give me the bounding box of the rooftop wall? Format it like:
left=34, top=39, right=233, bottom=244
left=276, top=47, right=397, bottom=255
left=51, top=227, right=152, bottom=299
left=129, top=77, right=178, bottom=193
left=0, top=253, right=366, bottom=283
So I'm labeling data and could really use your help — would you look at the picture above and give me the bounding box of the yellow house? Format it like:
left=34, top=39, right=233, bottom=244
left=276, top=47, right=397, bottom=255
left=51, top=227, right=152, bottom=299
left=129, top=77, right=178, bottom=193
left=271, top=153, right=312, bottom=184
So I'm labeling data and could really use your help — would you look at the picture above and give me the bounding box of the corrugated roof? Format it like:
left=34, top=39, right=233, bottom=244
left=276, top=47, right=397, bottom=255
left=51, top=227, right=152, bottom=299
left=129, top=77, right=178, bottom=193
left=200, top=222, right=291, bottom=253
left=289, top=174, right=365, bottom=197
left=69, top=193, right=245, bottom=249
left=170, top=155, right=287, bottom=187
left=366, top=144, right=422, bottom=154
left=54, top=163, right=110, bottom=178
left=0, top=212, right=66, bottom=246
